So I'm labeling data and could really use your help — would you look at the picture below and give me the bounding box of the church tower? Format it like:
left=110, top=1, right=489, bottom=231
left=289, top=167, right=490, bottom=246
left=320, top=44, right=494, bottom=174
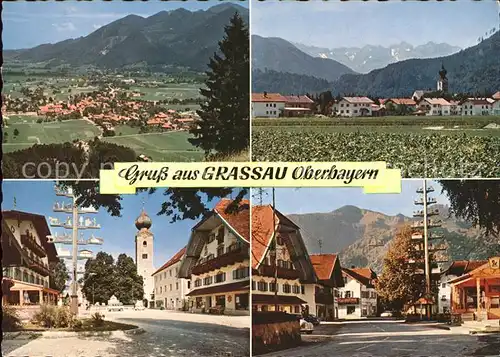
left=135, top=208, right=154, bottom=306
left=437, top=64, right=449, bottom=93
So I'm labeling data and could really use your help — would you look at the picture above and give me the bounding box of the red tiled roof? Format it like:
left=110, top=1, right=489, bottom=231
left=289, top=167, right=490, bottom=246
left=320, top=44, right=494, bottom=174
left=388, top=98, right=416, bottom=106
left=492, top=91, right=500, bottom=100
left=251, top=205, right=278, bottom=269
left=463, top=99, right=491, bottom=105
left=282, top=95, right=314, bottom=104
left=214, top=198, right=250, bottom=244
left=342, top=267, right=377, bottom=287
left=252, top=93, right=287, bottom=102
left=310, top=254, right=337, bottom=280
left=152, top=247, right=186, bottom=276
left=342, top=97, right=374, bottom=104
left=424, top=98, right=451, bottom=106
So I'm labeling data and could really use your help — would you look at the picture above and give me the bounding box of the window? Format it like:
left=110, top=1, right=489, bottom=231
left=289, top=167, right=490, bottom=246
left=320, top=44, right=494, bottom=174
left=292, top=285, right=300, bottom=294
left=142, top=253, right=148, bottom=259
left=217, top=245, right=225, bottom=256
left=283, top=283, right=291, bottom=293
left=347, top=306, right=356, bottom=315
left=187, top=281, right=191, bottom=289
left=235, top=293, right=249, bottom=310
left=301, top=286, right=305, bottom=294
left=345, top=291, right=352, bottom=298
left=273, top=103, right=276, bottom=108
left=269, top=282, right=277, bottom=292
left=294, top=306, right=300, bottom=314
left=257, top=281, right=268, bottom=292
left=194, top=279, right=202, bottom=287
left=215, top=272, right=226, bottom=283
left=196, top=297, right=203, bottom=308
left=204, top=276, right=213, bottom=286
left=233, top=267, right=249, bottom=280
left=176, top=282, right=179, bottom=290
left=343, top=276, right=348, bottom=284
left=160, top=286, right=162, bottom=293
left=441, top=283, right=446, bottom=288
left=169, top=270, right=172, bottom=277
left=143, top=241, right=147, bottom=247
left=252, top=280, right=256, bottom=290
left=170, top=284, right=173, bottom=291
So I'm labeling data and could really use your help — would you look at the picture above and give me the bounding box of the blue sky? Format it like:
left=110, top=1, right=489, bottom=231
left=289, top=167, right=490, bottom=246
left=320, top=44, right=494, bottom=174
left=3, top=181, right=244, bottom=272
left=258, top=180, right=450, bottom=217
left=252, top=0, right=500, bottom=49
left=3, top=0, right=248, bottom=50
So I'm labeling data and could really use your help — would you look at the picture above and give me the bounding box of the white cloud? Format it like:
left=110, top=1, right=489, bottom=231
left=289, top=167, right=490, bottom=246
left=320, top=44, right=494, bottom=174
left=52, top=22, right=77, bottom=32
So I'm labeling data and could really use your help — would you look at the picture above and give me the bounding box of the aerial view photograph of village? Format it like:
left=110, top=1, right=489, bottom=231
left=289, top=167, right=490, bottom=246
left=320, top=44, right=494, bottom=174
left=251, top=0, right=500, bottom=178
left=2, top=181, right=250, bottom=356
left=250, top=181, right=500, bottom=356
left=2, top=1, right=249, bottom=178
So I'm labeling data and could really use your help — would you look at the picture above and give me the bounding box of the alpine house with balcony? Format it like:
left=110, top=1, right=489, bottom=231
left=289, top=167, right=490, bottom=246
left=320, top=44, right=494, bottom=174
left=251, top=205, right=317, bottom=315
left=178, top=198, right=250, bottom=315
left=2, top=210, right=60, bottom=306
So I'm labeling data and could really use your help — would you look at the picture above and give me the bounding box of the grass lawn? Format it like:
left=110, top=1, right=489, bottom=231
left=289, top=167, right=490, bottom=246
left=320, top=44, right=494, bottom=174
left=129, top=84, right=201, bottom=101
left=3, top=118, right=101, bottom=153
left=103, top=131, right=204, bottom=161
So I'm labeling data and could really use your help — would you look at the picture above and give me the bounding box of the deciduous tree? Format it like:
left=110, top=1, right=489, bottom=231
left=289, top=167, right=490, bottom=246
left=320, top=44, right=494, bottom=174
left=440, top=180, right=500, bottom=237
left=375, top=226, right=426, bottom=312
left=49, top=258, right=70, bottom=293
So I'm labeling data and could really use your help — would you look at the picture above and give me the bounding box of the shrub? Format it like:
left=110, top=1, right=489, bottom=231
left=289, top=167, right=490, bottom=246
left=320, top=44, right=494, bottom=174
left=90, top=312, right=105, bottom=327
left=32, top=304, right=75, bottom=328
left=2, top=305, right=22, bottom=331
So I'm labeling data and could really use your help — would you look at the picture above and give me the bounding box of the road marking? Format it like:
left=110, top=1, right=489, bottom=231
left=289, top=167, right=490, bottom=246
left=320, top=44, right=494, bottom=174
left=355, top=344, right=375, bottom=351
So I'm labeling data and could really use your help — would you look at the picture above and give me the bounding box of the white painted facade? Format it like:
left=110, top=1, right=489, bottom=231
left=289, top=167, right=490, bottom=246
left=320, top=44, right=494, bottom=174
left=438, top=273, right=454, bottom=314
left=189, top=223, right=250, bottom=315
left=337, top=274, right=377, bottom=319
left=333, top=98, right=373, bottom=117
left=251, top=101, right=285, bottom=118
left=461, top=100, right=493, bottom=116
left=153, top=260, right=190, bottom=310
left=135, top=215, right=155, bottom=305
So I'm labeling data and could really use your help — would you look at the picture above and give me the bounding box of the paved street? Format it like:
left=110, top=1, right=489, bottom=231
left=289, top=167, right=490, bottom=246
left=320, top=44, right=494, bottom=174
left=4, top=310, right=250, bottom=357
left=262, top=320, right=500, bottom=357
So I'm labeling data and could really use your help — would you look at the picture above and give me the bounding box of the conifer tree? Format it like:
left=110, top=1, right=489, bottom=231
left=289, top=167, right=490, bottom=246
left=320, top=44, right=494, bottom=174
left=189, top=12, right=249, bottom=157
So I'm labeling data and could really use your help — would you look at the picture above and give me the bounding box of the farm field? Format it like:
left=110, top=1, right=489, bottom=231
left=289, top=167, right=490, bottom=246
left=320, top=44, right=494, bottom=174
left=252, top=116, right=500, bottom=178
left=3, top=118, right=101, bottom=153
left=128, top=84, right=202, bottom=102
left=102, top=131, right=204, bottom=161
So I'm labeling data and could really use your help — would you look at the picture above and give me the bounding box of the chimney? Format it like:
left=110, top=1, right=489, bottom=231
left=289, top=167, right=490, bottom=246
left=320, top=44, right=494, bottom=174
left=351, top=265, right=356, bottom=269
left=263, top=91, right=268, bottom=98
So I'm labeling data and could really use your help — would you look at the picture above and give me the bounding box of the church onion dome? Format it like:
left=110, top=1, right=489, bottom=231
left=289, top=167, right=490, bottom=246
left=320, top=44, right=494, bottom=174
left=135, top=209, right=152, bottom=230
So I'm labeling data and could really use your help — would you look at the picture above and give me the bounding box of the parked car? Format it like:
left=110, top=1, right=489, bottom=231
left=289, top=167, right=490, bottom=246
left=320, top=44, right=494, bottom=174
left=299, top=318, right=314, bottom=334
left=303, top=314, right=321, bottom=326
left=107, top=303, right=124, bottom=312
left=134, top=301, right=145, bottom=311
left=380, top=311, right=393, bottom=317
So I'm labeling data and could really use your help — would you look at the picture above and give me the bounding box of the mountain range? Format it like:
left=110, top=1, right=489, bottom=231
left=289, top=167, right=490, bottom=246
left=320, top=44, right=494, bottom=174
left=5, top=4, right=248, bottom=71
left=287, top=205, right=493, bottom=274
left=294, top=42, right=461, bottom=74
left=252, top=32, right=500, bottom=97
left=252, top=35, right=354, bottom=82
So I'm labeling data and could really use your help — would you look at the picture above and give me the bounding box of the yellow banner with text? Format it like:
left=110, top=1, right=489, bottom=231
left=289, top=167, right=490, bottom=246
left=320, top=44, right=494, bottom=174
left=99, top=162, right=401, bottom=194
